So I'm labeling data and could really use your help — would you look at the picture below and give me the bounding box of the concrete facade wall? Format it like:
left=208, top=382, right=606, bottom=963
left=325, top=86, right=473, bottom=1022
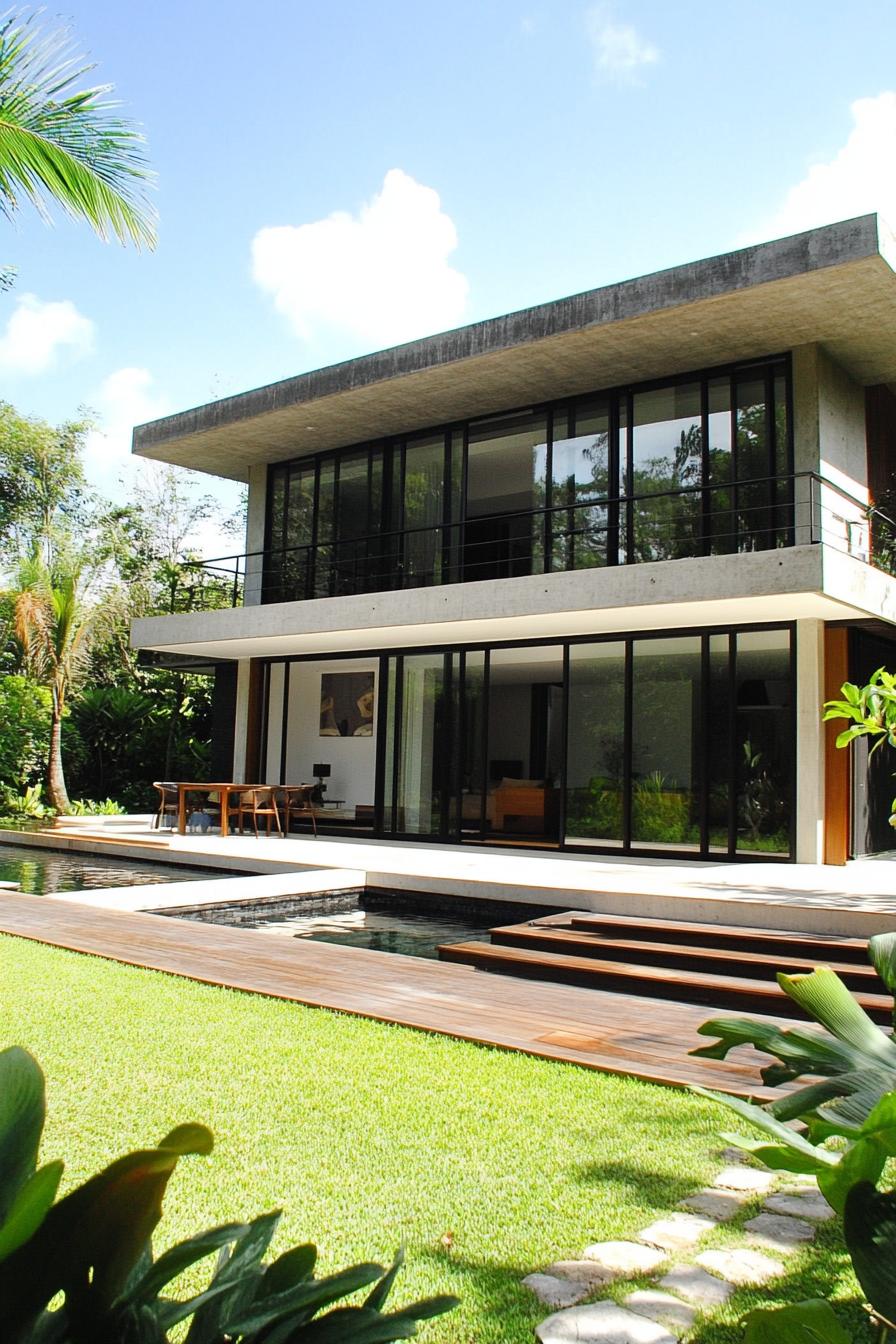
left=793, top=344, right=870, bottom=557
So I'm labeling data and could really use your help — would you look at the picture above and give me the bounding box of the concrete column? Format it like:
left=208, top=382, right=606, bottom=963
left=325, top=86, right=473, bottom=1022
left=243, top=463, right=268, bottom=606
left=231, top=659, right=253, bottom=783
left=795, top=618, right=825, bottom=864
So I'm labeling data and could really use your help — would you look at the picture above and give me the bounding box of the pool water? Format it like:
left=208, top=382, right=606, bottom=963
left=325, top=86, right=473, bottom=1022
left=0, top=844, right=218, bottom=896
left=248, top=901, right=491, bottom=958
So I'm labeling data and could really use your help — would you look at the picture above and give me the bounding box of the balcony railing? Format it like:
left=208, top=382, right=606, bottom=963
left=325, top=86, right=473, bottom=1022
left=167, top=472, right=896, bottom=613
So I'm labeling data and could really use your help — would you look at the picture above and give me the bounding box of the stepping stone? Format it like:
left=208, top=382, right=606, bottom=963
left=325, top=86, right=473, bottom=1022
left=523, top=1273, right=590, bottom=1308
left=680, top=1188, right=747, bottom=1222
left=714, top=1165, right=775, bottom=1193
left=546, top=1261, right=614, bottom=1288
left=581, top=1241, right=667, bottom=1277
left=696, top=1248, right=785, bottom=1286
left=625, top=1290, right=697, bottom=1333
left=745, top=1212, right=815, bottom=1253
left=658, top=1265, right=733, bottom=1308
left=536, top=1300, right=677, bottom=1344
left=639, top=1212, right=716, bottom=1251
left=764, top=1191, right=834, bottom=1222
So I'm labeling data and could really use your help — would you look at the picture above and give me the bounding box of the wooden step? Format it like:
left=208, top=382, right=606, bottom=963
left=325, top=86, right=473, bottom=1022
left=561, top=911, right=869, bottom=962
left=488, top=925, right=880, bottom=990
left=438, top=940, right=892, bottom=1023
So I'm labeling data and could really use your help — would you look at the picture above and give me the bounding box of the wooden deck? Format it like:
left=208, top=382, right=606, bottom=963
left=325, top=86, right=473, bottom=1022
left=0, top=892, right=784, bottom=1098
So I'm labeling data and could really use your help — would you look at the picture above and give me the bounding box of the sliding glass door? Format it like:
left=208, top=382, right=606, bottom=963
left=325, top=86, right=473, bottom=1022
left=265, top=623, right=794, bottom=857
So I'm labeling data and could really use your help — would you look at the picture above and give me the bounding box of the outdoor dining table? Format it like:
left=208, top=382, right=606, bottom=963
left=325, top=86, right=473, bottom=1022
left=175, top=782, right=254, bottom=835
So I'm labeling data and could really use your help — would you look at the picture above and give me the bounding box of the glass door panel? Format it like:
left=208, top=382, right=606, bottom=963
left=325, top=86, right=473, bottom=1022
left=734, top=630, right=792, bottom=855
left=484, top=645, right=563, bottom=844
left=465, top=412, right=548, bottom=581
left=459, top=650, right=487, bottom=840
left=386, top=652, right=449, bottom=836
left=630, top=636, right=701, bottom=851
left=564, top=642, right=626, bottom=847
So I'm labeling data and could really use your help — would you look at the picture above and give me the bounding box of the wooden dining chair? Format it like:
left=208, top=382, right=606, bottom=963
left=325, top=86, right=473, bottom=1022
left=152, top=782, right=179, bottom=829
left=235, top=786, right=283, bottom=838
left=278, top=784, right=318, bottom=836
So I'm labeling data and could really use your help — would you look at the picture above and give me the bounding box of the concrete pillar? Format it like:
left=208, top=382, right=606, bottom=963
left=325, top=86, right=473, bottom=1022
left=795, top=617, right=825, bottom=864
left=231, top=659, right=253, bottom=783
left=243, top=463, right=268, bottom=606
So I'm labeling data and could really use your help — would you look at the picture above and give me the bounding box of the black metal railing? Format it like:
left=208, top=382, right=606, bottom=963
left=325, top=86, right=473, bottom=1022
left=167, top=471, right=892, bottom=613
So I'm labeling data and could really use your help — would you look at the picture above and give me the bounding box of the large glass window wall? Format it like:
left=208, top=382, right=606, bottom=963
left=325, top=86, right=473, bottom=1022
left=260, top=623, right=794, bottom=859
left=262, top=356, right=791, bottom=603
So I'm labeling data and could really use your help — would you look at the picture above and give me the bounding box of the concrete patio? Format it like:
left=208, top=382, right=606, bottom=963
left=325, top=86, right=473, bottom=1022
left=6, top=817, right=896, bottom=936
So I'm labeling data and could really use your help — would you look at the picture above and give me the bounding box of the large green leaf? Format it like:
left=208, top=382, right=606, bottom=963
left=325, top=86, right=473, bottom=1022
left=693, top=1088, right=837, bottom=1171
left=692, top=1017, right=868, bottom=1082
left=778, top=968, right=896, bottom=1062
left=0, top=1123, right=212, bottom=1334
left=0, top=1047, right=47, bottom=1226
left=224, top=1263, right=385, bottom=1335
left=0, top=1160, right=63, bottom=1261
left=744, top=1299, right=852, bottom=1344
left=261, top=1243, right=318, bottom=1296
left=870, top=934, right=896, bottom=1010
left=128, top=1220, right=249, bottom=1305
left=185, top=1210, right=281, bottom=1344
left=844, top=1181, right=896, bottom=1328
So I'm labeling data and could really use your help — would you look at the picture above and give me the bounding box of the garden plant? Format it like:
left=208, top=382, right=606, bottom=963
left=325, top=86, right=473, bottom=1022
left=0, top=1044, right=457, bottom=1342
left=690, top=932, right=896, bottom=1343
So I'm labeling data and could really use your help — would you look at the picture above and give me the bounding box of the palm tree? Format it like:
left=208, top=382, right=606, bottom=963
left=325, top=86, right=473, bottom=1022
left=14, top=563, right=96, bottom=813
left=0, top=9, right=155, bottom=255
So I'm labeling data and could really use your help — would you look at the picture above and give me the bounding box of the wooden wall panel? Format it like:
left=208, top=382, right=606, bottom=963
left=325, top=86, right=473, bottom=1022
left=823, top=626, right=850, bottom=865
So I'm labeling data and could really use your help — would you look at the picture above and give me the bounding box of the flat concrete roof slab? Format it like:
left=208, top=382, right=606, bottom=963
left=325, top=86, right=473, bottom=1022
left=133, top=215, right=896, bottom=482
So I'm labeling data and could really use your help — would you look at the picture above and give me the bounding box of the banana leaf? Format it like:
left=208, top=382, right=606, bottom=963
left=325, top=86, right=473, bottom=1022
left=844, top=1180, right=896, bottom=1332
left=743, top=1299, right=852, bottom=1344
left=693, top=965, right=896, bottom=1130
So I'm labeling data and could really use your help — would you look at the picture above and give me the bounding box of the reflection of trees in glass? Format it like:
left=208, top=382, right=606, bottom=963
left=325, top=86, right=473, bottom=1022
left=630, top=423, right=702, bottom=562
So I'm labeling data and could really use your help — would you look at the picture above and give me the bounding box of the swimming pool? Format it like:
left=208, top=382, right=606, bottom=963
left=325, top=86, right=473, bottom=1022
left=0, top=843, right=222, bottom=896
left=176, top=890, right=559, bottom=960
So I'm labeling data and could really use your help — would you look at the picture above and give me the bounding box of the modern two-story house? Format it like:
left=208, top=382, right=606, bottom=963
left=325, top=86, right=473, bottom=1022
left=130, top=214, right=896, bottom=865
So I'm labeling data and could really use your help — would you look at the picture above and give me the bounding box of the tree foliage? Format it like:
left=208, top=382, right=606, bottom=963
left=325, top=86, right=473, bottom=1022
left=0, top=8, right=155, bottom=253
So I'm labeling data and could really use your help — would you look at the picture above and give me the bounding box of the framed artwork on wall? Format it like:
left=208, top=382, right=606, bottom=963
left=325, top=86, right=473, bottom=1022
left=320, top=671, right=375, bottom=737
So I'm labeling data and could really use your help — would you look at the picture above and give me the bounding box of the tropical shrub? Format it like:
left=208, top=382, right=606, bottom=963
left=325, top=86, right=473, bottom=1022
left=0, top=783, right=49, bottom=818
left=691, top=932, right=896, bottom=1211
left=0, top=676, right=51, bottom=792
left=67, top=797, right=126, bottom=815
left=825, top=669, right=896, bottom=830
left=0, top=1045, right=458, bottom=1343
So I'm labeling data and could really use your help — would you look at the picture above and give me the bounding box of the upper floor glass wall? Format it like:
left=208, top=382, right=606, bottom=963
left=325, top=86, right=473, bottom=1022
left=263, top=356, right=791, bottom=604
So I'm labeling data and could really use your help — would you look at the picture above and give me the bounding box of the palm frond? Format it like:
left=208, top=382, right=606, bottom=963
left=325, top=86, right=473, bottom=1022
left=0, top=9, right=156, bottom=247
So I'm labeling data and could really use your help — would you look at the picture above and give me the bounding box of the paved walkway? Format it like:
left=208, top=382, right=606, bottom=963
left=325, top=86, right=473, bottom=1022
left=0, top=890, right=782, bottom=1097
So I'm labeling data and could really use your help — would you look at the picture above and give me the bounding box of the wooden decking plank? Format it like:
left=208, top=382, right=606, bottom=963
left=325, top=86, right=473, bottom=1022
left=439, top=940, right=891, bottom=1019
left=0, top=892, right=785, bottom=1098
left=566, top=911, right=869, bottom=954
left=488, top=925, right=879, bottom=981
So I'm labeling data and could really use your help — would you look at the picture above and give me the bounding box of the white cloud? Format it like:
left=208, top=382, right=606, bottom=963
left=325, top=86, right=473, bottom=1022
left=0, top=293, right=93, bottom=375
left=83, top=366, right=169, bottom=488
left=585, top=5, right=659, bottom=82
left=750, top=92, right=896, bottom=243
left=83, top=367, right=244, bottom=559
left=251, top=168, right=469, bottom=350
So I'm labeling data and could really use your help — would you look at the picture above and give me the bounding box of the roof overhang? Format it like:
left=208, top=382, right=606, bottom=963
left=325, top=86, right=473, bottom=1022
left=132, top=214, right=896, bottom=483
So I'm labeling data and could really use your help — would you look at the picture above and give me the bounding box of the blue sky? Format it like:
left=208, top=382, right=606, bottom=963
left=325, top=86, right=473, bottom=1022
left=3, top=0, right=896, bottom=545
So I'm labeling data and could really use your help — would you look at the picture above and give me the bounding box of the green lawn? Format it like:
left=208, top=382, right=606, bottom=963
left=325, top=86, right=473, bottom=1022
left=0, top=934, right=867, bottom=1343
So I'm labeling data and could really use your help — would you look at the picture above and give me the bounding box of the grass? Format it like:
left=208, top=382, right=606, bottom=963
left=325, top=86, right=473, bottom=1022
left=0, top=934, right=868, bottom=1343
